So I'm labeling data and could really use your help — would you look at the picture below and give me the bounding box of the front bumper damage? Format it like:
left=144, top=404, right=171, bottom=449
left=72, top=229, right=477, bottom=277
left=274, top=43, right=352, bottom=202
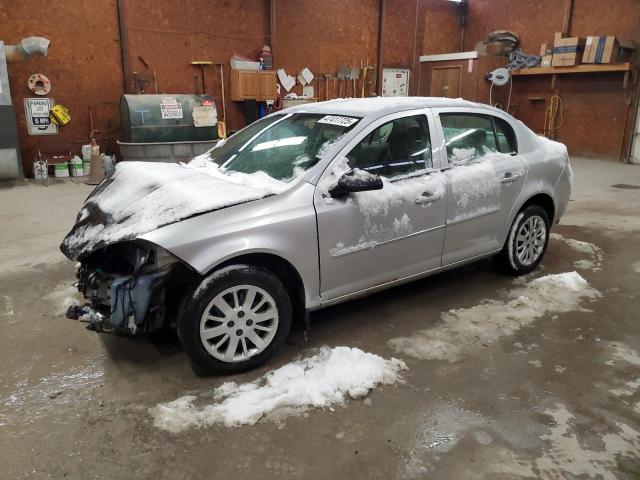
left=65, top=242, right=179, bottom=335
left=66, top=268, right=171, bottom=334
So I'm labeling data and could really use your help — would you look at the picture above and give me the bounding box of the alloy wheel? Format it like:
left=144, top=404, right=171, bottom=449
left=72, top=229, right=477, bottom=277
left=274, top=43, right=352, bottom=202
left=199, top=284, right=279, bottom=362
left=515, top=215, right=546, bottom=266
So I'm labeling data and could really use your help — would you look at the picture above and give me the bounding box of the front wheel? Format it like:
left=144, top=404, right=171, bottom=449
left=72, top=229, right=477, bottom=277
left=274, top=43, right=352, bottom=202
left=177, top=265, right=292, bottom=375
left=496, top=205, right=550, bottom=275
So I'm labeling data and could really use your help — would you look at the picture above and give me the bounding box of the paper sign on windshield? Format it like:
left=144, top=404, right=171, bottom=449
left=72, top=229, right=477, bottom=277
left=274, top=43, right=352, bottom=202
left=317, top=115, right=359, bottom=127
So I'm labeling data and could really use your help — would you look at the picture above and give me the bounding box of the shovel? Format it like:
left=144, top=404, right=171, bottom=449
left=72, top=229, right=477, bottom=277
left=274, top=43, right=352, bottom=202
left=349, top=67, right=360, bottom=98
left=338, top=65, right=350, bottom=98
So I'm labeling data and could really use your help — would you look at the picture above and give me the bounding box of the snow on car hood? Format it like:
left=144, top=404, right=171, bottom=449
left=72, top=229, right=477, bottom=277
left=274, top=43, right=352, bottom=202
left=60, top=161, right=290, bottom=260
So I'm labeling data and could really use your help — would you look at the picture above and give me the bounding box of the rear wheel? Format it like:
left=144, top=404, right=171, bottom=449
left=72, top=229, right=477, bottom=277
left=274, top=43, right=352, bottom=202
left=497, top=205, right=550, bottom=275
left=177, top=265, right=292, bottom=375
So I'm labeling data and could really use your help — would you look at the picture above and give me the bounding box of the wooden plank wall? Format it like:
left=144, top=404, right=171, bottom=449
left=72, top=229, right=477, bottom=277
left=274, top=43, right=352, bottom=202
left=3, top=0, right=638, bottom=174
left=463, top=0, right=640, bottom=160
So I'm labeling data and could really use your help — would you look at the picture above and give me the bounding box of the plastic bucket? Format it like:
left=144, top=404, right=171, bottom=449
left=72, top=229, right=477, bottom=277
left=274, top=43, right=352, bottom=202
left=81, top=144, right=92, bottom=161
left=70, top=160, right=84, bottom=177
left=53, top=163, right=70, bottom=178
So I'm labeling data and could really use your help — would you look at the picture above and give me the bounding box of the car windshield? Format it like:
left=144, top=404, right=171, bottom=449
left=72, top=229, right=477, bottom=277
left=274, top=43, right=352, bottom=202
left=205, top=113, right=360, bottom=181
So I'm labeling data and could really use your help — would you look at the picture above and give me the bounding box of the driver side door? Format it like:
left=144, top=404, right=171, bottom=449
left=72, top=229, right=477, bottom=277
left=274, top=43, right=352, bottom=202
left=314, top=110, right=448, bottom=302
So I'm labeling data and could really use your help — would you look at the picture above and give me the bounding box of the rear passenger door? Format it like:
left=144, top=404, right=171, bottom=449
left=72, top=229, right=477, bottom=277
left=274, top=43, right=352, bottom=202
left=435, top=110, right=527, bottom=265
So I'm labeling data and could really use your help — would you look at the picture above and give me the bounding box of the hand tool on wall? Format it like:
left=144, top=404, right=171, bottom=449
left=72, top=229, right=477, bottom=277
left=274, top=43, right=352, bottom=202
left=190, top=60, right=213, bottom=94
left=349, top=67, right=359, bottom=98
left=325, top=74, right=336, bottom=100
left=338, top=65, right=350, bottom=98
left=360, top=59, right=375, bottom=98
left=216, top=63, right=227, bottom=139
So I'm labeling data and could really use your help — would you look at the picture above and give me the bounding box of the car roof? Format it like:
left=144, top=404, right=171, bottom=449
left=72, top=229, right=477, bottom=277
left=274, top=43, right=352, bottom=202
left=280, top=96, right=506, bottom=119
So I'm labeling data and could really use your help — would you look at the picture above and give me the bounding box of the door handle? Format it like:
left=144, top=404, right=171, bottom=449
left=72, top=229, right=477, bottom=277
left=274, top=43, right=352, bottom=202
left=500, top=173, right=522, bottom=184
left=415, top=192, right=441, bottom=205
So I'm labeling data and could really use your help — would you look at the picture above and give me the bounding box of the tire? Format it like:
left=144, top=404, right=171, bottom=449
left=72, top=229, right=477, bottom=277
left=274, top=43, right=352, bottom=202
left=496, top=205, right=550, bottom=275
left=177, top=264, right=292, bottom=375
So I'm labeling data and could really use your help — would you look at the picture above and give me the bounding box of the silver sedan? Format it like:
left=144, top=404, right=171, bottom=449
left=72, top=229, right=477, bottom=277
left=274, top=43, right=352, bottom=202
left=62, top=97, right=572, bottom=374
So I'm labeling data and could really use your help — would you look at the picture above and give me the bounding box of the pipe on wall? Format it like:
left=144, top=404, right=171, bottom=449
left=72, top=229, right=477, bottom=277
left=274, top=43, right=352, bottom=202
left=376, top=0, right=385, bottom=96
left=117, top=0, right=132, bottom=93
left=5, top=36, right=50, bottom=63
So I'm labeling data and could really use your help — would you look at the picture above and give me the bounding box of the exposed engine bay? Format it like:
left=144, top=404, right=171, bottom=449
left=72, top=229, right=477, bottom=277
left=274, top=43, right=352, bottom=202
left=66, top=241, right=195, bottom=335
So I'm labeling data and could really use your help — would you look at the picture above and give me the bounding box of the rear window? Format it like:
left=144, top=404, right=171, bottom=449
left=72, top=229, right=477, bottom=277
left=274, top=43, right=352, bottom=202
left=493, top=116, right=518, bottom=154
left=440, top=113, right=497, bottom=163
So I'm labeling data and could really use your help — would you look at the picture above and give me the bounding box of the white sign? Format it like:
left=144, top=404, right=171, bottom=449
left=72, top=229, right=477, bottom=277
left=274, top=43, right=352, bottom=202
left=24, top=98, right=57, bottom=135
left=160, top=97, right=183, bottom=119
left=277, top=68, right=296, bottom=92
left=382, top=68, right=410, bottom=97
left=192, top=105, right=217, bottom=127
left=317, top=115, right=359, bottom=127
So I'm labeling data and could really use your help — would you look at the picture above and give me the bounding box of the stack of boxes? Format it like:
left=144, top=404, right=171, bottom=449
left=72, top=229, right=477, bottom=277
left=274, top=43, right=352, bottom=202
left=541, top=33, right=630, bottom=69
left=539, top=43, right=553, bottom=67
left=551, top=33, right=585, bottom=67
left=583, top=36, right=620, bottom=64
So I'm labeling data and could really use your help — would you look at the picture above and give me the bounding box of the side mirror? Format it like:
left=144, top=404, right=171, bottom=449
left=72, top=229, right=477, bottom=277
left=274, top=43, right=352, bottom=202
left=328, top=169, right=383, bottom=198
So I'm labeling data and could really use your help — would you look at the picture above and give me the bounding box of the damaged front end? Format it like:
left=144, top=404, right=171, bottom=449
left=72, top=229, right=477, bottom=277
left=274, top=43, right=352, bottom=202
left=66, top=241, right=193, bottom=335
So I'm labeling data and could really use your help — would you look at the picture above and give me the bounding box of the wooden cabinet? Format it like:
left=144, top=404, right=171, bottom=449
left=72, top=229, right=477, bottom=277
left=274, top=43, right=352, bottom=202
left=256, top=71, right=277, bottom=100
left=231, top=70, right=277, bottom=101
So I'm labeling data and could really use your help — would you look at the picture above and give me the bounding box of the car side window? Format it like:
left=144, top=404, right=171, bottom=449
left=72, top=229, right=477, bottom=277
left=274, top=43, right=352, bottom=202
left=440, top=113, right=498, bottom=164
left=492, top=116, right=518, bottom=154
left=346, top=115, right=432, bottom=178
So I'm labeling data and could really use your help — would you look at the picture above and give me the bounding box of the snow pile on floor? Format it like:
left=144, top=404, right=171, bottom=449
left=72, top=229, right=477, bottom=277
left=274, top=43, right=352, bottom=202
left=533, top=403, right=640, bottom=480
left=550, top=233, right=603, bottom=271
left=61, top=161, right=292, bottom=260
left=150, top=346, right=407, bottom=432
left=388, top=272, right=601, bottom=362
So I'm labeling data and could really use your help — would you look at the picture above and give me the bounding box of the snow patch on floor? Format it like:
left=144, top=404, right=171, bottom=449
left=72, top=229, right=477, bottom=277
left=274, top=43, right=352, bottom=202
left=550, top=233, right=604, bottom=271
left=609, top=343, right=640, bottom=367
left=609, top=378, right=640, bottom=398
left=150, top=346, right=407, bottom=432
left=0, top=356, right=104, bottom=426
left=387, top=272, right=600, bottom=362
left=44, top=282, right=83, bottom=315
left=533, top=403, right=640, bottom=480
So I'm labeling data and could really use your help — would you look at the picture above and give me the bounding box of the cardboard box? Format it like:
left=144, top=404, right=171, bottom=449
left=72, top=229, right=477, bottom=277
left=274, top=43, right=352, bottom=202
left=541, top=55, right=553, bottom=68
left=583, top=36, right=620, bottom=63
left=552, top=35, right=585, bottom=67
left=540, top=43, right=552, bottom=56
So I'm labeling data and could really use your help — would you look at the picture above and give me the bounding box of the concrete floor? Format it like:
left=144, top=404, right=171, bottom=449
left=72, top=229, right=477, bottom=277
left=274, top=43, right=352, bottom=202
left=1, top=157, right=639, bottom=479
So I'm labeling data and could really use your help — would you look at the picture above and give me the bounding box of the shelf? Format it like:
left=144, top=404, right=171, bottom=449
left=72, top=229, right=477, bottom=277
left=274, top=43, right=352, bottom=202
left=512, top=63, right=632, bottom=76
left=512, top=63, right=633, bottom=90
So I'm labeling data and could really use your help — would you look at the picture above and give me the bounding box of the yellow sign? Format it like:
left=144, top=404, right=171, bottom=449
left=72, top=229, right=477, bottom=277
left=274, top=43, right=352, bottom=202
left=50, top=104, right=71, bottom=126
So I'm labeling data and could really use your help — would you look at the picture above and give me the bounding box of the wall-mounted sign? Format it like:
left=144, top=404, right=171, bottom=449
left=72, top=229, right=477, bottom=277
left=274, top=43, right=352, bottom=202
left=192, top=105, right=217, bottom=127
left=382, top=68, right=410, bottom=97
left=160, top=97, right=183, bottom=120
left=24, top=98, right=57, bottom=135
